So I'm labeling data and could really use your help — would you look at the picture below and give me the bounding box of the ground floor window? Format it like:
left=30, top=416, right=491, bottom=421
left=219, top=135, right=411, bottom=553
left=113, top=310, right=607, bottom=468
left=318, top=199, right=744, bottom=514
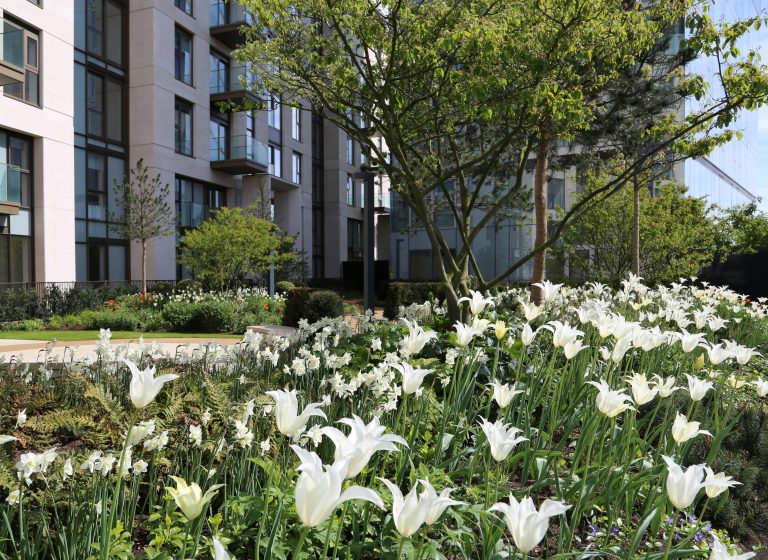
left=0, top=130, right=33, bottom=284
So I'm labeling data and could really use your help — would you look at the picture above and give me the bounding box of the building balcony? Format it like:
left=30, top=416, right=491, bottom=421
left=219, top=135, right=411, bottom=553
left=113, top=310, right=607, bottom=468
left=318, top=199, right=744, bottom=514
left=210, top=66, right=261, bottom=107
left=0, top=20, right=25, bottom=86
left=374, top=191, right=391, bottom=213
left=0, top=163, right=22, bottom=215
left=209, top=1, right=253, bottom=49
left=210, top=135, right=268, bottom=175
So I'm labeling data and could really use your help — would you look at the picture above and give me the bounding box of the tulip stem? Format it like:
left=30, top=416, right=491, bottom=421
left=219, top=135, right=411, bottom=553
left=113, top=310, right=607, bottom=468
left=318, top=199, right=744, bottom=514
left=662, top=511, right=677, bottom=560
left=292, top=526, right=311, bottom=559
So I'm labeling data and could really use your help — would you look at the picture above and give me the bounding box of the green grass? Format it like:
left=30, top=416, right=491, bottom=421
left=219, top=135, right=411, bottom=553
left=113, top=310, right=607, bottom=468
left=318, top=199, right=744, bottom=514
left=0, top=330, right=243, bottom=342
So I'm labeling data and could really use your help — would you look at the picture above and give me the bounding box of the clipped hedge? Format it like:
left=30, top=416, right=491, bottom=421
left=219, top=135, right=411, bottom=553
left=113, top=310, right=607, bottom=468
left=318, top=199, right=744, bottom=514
left=162, top=300, right=235, bottom=332
left=384, top=282, right=447, bottom=319
left=282, top=288, right=345, bottom=327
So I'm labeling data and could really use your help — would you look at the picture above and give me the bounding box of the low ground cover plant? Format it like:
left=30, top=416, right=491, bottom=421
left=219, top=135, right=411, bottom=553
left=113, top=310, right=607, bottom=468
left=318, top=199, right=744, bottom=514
left=0, top=277, right=766, bottom=559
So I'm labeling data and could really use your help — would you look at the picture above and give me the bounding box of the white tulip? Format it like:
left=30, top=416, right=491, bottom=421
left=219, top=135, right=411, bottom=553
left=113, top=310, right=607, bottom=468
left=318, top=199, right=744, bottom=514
left=390, top=362, right=433, bottom=395
left=122, top=358, right=178, bottom=409
left=627, top=374, right=658, bottom=406
left=291, top=445, right=382, bottom=527
left=479, top=418, right=528, bottom=462
left=520, top=323, right=537, bottom=346
left=671, top=413, right=712, bottom=444
left=653, top=375, right=681, bottom=398
left=0, top=435, right=17, bottom=446
left=520, top=302, right=544, bottom=322
left=453, top=322, right=483, bottom=347
left=587, top=379, right=635, bottom=417
left=379, top=479, right=430, bottom=538
left=543, top=321, right=583, bottom=348
left=754, top=378, right=768, bottom=397
left=677, top=329, right=706, bottom=353
left=685, top=374, right=714, bottom=402
left=419, top=479, right=464, bottom=525
left=489, top=495, right=570, bottom=553
left=458, top=290, right=494, bottom=316
left=265, top=389, right=326, bottom=437
left=400, top=319, right=437, bottom=356
left=703, top=467, right=741, bottom=498
left=489, top=381, right=523, bottom=409
left=532, top=280, right=563, bottom=303
left=321, top=415, right=407, bottom=479
left=709, top=535, right=755, bottom=560
left=167, top=476, right=224, bottom=520
left=563, top=339, right=588, bottom=360
left=705, top=343, right=732, bottom=365
left=213, top=537, right=235, bottom=560
left=662, top=455, right=706, bottom=510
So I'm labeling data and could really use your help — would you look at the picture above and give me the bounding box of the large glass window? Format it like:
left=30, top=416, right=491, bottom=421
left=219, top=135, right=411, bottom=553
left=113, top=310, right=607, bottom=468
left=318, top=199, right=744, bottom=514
left=292, top=152, right=302, bottom=184
left=346, top=174, right=354, bottom=206
left=174, top=26, right=193, bottom=85
left=267, top=94, right=281, bottom=129
left=209, top=118, right=229, bottom=161
left=209, top=51, right=229, bottom=94
left=547, top=177, right=565, bottom=210
left=82, top=0, right=123, bottom=64
left=3, top=21, right=40, bottom=106
left=175, top=176, right=226, bottom=229
left=175, top=98, right=193, bottom=156
left=291, top=106, right=301, bottom=141
left=175, top=0, right=193, bottom=15
left=347, top=219, right=363, bottom=261
left=269, top=145, right=281, bottom=177
left=346, top=135, right=354, bottom=165
left=0, top=130, right=33, bottom=283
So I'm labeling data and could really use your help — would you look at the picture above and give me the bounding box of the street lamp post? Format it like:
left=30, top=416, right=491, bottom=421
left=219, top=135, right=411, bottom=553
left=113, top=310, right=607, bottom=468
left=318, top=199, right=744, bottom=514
left=354, top=171, right=376, bottom=312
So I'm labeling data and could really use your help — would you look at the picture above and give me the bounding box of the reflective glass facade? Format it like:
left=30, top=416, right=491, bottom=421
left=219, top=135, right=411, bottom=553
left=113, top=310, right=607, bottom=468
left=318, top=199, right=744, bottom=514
left=0, top=130, right=33, bottom=283
left=74, top=0, right=129, bottom=282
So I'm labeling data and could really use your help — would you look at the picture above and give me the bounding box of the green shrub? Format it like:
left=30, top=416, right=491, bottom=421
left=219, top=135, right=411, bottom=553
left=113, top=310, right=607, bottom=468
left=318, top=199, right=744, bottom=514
left=147, top=281, right=175, bottom=295
left=79, top=309, right=140, bottom=331
left=384, top=282, right=446, bottom=319
left=275, top=280, right=295, bottom=293
left=0, top=289, right=45, bottom=322
left=0, top=319, right=45, bottom=331
left=282, top=288, right=313, bottom=327
left=162, top=300, right=234, bottom=332
left=175, top=279, right=203, bottom=293
left=283, top=288, right=344, bottom=326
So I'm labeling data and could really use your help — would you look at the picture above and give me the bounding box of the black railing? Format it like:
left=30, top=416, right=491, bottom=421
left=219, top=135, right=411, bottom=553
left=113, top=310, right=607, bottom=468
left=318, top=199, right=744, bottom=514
left=0, top=280, right=179, bottom=297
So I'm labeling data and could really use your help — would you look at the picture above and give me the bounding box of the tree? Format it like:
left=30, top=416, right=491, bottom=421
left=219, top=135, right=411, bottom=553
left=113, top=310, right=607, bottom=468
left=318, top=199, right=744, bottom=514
left=555, top=183, right=720, bottom=286
left=713, top=201, right=768, bottom=259
left=237, top=0, right=768, bottom=318
left=178, top=206, right=298, bottom=291
left=110, top=159, right=175, bottom=293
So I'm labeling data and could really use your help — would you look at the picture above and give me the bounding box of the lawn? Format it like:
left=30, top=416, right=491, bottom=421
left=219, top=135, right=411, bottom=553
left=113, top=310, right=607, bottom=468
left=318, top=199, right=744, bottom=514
left=0, top=330, right=243, bottom=341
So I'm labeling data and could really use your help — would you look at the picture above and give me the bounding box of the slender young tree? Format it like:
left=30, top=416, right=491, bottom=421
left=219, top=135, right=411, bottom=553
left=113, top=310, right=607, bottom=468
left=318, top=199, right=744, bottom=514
left=109, top=159, right=175, bottom=293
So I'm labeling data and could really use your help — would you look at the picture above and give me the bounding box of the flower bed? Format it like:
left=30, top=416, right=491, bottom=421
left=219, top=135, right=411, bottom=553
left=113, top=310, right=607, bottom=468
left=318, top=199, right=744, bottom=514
left=0, top=277, right=766, bottom=558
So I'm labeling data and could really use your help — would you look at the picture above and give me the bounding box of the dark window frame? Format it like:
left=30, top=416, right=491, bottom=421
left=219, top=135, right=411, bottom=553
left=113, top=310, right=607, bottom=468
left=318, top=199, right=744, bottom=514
left=174, top=25, right=194, bottom=86
left=175, top=97, right=194, bottom=156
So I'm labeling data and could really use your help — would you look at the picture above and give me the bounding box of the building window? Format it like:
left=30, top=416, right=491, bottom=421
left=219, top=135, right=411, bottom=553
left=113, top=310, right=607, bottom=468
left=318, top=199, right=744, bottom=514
left=269, top=145, right=281, bottom=177
left=547, top=177, right=565, bottom=210
left=175, top=98, right=193, bottom=156
left=209, top=51, right=229, bottom=94
left=346, top=135, right=354, bottom=165
left=81, top=70, right=123, bottom=141
left=174, top=26, right=193, bottom=85
left=0, top=130, right=33, bottom=283
left=291, top=106, right=301, bottom=141
left=292, top=152, right=302, bottom=184
left=3, top=21, right=40, bottom=106
left=176, top=176, right=226, bottom=230
left=175, top=0, right=193, bottom=15
left=80, top=0, right=123, bottom=64
left=347, top=219, right=363, bottom=261
left=267, top=94, right=281, bottom=129
left=209, top=117, right=229, bottom=161
left=346, top=174, right=354, bottom=206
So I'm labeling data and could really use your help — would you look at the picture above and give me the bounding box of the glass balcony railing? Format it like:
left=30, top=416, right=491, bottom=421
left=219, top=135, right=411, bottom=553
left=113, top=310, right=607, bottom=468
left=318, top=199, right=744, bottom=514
left=210, top=135, right=269, bottom=167
left=210, top=1, right=254, bottom=27
left=0, top=163, right=22, bottom=205
left=375, top=190, right=391, bottom=210
left=209, top=66, right=257, bottom=95
left=0, top=20, right=25, bottom=85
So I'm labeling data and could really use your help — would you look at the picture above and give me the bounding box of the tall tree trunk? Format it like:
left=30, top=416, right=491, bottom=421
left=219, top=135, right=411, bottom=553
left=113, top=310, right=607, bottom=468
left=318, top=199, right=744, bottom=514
left=141, top=241, right=147, bottom=294
left=530, top=139, right=549, bottom=304
left=631, top=176, right=641, bottom=277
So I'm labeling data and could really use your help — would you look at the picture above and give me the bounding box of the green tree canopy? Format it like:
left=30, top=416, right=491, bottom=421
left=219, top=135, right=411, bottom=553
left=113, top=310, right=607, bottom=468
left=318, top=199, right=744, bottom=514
left=237, top=0, right=768, bottom=316
left=178, top=206, right=297, bottom=291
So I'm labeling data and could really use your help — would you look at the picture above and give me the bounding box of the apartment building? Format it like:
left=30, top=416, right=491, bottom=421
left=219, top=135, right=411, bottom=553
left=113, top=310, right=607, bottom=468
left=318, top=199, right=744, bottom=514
left=0, top=0, right=380, bottom=285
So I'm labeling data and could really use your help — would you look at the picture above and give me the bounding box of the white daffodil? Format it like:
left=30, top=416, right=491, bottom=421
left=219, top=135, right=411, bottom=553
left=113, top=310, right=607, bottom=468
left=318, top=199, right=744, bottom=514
left=291, top=445, right=382, bottom=527
left=265, top=389, right=326, bottom=437
left=587, top=379, right=635, bottom=417
left=321, top=415, right=407, bottom=479
left=662, top=455, right=706, bottom=510
left=490, top=381, right=523, bottom=409
left=671, top=412, right=712, bottom=444
left=479, top=418, right=528, bottom=462
left=16, top=409, right=27, bottom=428
left=121, top=358, right=178, bottom=409
left=489, top=495, right=570, bottom=554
